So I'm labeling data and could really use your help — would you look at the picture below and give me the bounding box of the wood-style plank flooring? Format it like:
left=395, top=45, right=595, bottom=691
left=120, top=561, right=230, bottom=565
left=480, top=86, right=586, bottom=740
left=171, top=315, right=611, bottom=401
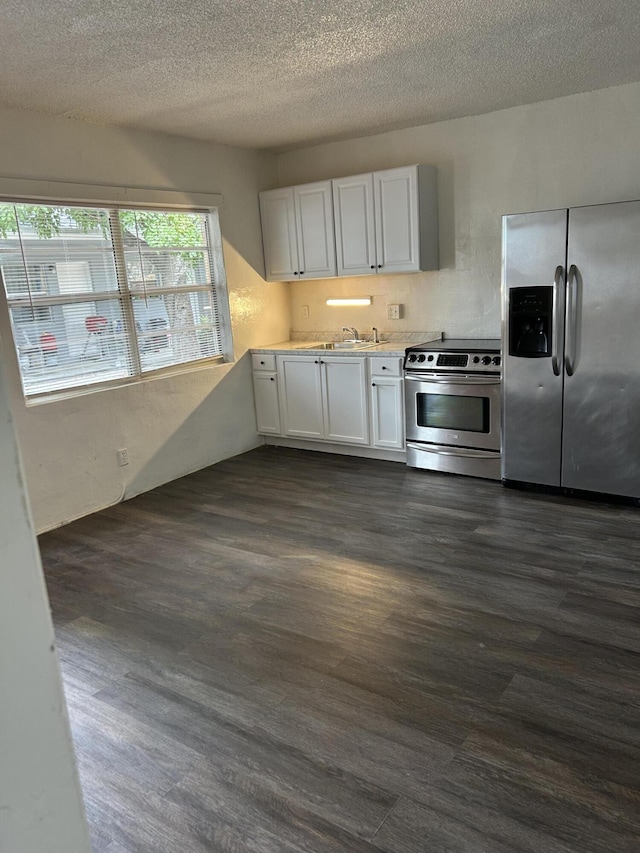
left=40, top=447, right=640, bottom=853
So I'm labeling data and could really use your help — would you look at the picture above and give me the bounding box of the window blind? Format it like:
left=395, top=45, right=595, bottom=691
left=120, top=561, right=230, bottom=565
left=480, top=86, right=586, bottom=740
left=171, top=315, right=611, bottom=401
left=0, top=203, right=227, bottom=396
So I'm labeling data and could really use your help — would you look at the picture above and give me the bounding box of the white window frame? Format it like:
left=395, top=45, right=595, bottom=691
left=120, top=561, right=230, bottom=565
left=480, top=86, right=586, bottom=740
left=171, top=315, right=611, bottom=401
left=0, top=179, right=233, bottom=401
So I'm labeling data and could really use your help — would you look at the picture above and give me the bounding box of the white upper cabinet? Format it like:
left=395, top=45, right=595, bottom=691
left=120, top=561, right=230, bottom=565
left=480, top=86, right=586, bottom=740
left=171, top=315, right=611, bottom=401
left=334, top=165, right=438, bottom=276
left=293, top=183, right=337, bottom=280
left=332, top=174, right=377, bottom=276
left=261, top=165, right=437, bottom=281
left=260, top=181, right=336, bottom=281
left=259, top=188, right=298, bottom=281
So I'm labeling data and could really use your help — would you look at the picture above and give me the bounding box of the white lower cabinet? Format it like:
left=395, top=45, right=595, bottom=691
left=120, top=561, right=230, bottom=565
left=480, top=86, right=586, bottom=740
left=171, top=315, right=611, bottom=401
left=322, top=357, right=369, bottom=444
left=277, top=355, right=325, bottom=439
left=369, top=357, right=405, bottom=450
left=252, top=351, right=405, bottom=456
left=277, top=354, right=368, bottom=444
left=253, top=371, right=281, bottom=434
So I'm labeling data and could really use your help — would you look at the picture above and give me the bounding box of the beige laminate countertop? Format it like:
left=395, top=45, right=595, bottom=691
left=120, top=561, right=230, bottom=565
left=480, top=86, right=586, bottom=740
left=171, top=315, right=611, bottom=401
left=251, top=339, right=436, bottom=357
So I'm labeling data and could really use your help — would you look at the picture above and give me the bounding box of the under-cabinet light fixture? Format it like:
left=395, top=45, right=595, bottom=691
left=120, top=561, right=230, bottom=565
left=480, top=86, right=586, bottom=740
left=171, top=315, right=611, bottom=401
left=325, top=297, right=372, bottom=307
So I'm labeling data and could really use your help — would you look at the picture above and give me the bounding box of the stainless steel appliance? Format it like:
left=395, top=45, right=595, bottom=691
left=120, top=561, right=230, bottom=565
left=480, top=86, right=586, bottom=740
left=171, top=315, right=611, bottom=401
left=404, top=339, right=502, bottom=479
left=502, top=200, right=640, bottom=500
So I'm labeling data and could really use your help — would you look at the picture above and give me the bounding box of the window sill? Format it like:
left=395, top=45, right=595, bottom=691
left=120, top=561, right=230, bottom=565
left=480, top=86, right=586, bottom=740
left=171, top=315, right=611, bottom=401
left=24, top=355, right=229, bottom=406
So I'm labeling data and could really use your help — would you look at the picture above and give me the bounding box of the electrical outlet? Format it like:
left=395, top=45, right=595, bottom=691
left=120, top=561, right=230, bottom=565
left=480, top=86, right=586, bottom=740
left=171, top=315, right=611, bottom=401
left=388, top=303, right=402, bottom=320
left=301, top=305, right=309, bottom=319
left=117, top=448, right=129, bottom=467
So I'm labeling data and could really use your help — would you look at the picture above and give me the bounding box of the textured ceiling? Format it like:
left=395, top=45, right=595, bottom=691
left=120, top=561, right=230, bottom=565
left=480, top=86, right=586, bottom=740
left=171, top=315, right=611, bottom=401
left=1, top=0, right=640, bottom=151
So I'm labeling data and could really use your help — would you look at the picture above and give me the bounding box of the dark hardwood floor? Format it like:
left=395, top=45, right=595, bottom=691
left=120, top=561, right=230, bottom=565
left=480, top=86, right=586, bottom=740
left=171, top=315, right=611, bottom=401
left=40, top=446, right=640, bottom=853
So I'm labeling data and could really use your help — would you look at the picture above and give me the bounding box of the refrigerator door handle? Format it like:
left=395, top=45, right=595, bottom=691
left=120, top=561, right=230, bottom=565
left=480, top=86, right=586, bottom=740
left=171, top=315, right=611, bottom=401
left=552, top=265, right=564, bottom=376
left=565, top=264, right=578, bottom=376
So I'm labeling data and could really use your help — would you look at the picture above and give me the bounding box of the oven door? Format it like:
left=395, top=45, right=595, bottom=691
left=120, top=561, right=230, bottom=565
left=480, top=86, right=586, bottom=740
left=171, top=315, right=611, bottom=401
left=405, top=373, right=501, bottom=451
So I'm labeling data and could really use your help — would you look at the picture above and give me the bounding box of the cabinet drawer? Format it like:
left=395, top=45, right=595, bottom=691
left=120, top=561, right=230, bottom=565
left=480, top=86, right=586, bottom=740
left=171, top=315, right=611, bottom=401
left=370, top=356, right=402, bottom=377
left=252, top=353, right=276, bottom=371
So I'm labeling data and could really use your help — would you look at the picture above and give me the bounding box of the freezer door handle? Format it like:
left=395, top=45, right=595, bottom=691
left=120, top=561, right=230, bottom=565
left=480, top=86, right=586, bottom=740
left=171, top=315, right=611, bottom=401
left=552, top=265, right=564, bottom=376
left=565, top=264, right=578, bottom=376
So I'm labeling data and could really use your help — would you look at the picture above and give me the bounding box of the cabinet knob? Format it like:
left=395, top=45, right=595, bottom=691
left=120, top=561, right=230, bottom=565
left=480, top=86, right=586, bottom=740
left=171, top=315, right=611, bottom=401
left=299, top=271, right=305, bottom=275
left=294, top=271, right=299, bottom=276
left=372, top=382, right=376, bottom=387
left=260, top=360, right=265, bottom=365
left=270, top=377, right=274, bottom=381
left=377, top=264, right=382, bottom=269
left=370, top=265, right=375, bottom=269
left=382, top=366, right=387, bottom=370
left=314, top=360, right=319, bottom=364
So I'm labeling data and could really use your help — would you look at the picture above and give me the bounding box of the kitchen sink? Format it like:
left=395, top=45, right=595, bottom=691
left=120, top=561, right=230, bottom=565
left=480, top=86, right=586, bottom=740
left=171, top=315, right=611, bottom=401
left=298, top=340, right=378, bottom=350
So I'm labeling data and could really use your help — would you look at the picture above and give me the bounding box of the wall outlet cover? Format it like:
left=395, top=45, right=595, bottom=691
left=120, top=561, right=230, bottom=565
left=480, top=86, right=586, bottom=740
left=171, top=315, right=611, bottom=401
left=117, top=448, right=129, bottom=466
left=388, top=304, right=402, bottom=320
left=301, top=305, right=309, bottom=319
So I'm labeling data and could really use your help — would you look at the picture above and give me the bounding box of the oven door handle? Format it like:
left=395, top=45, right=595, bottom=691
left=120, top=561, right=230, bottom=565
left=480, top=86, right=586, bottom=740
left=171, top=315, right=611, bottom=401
left=406, top=442, right=501, bottom=459
left=404, top=373, right=501, bottom=385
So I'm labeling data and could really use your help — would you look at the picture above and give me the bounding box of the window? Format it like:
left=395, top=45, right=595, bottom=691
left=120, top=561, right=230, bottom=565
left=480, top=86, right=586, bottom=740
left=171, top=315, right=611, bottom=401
left=0, top=202, right=229, bottom=397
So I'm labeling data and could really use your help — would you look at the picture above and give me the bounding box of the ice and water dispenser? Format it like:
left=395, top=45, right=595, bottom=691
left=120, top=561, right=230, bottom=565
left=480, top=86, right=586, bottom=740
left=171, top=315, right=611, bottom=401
left=508, top=287, right=552, bottom=357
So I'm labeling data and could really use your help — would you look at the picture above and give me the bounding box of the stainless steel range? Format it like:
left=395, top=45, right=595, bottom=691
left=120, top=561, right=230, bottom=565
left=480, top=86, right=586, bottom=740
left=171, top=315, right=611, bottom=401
left=403, top=339, right=502, bottom=480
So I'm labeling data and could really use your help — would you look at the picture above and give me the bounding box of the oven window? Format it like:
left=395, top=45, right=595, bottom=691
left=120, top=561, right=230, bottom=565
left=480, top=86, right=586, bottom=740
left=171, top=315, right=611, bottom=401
left=417, top=393, right=490, bottom=433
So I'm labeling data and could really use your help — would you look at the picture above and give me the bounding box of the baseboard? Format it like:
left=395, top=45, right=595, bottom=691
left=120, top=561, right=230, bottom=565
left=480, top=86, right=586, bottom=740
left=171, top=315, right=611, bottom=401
left=263, top=436, right=406, bottom=463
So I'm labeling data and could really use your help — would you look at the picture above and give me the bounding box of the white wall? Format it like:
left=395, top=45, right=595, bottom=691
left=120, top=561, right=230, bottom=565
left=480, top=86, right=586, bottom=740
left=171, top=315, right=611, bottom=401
left=277, top=81, right=640, bottom=339
left=0, top=105, right=289, bottom=531
left=0, top=337, right=91, bottom=853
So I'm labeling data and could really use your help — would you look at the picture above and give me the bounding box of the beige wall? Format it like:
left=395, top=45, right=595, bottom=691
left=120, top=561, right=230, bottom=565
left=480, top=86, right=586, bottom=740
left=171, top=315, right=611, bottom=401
left=276, top=81, right=640, bottom=339
left=0, top=105, right=288, bottom=532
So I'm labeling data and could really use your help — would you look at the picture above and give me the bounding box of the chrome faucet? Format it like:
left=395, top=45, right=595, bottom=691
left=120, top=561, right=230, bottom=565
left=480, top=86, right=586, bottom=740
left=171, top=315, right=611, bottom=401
left=342, top=326, right=359, bottom=340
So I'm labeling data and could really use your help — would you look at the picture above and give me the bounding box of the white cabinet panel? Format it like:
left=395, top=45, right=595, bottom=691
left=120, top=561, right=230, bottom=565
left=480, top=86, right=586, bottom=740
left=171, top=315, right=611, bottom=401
left=332, top=174, right=377, bottom=276
left=374, top=166, right=421, bottom=273
left=253, top=371, right=281, bottom=434
left=259, top=188, right=298, bottom=281
left=323, top=357, right=369, bottom=444
left=278, top=355, right=324, bottom=438
left=370, top=376, right=404, bottom=449
left=294, top=182, right=336, bottom=279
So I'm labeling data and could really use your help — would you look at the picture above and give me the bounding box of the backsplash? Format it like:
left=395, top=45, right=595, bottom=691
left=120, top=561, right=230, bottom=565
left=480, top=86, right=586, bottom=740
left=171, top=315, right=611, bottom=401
left=290, top=330, right=443, bottom=343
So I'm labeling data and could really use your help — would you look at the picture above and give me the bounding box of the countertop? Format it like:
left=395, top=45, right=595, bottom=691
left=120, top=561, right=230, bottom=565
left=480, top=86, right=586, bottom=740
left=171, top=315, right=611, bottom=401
left=251, top=337, right=440, bottom=357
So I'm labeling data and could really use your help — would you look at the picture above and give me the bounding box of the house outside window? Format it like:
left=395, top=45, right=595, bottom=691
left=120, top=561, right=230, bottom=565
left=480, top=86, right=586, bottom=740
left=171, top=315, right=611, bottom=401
left=0, top=202, right=230, bottom=397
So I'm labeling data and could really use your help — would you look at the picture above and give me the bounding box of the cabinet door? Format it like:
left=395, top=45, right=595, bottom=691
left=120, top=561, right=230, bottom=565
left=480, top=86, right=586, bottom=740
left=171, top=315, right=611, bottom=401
left=259, top=188, right=299, bottom=281
left=253, top=372, right=281, bottom=434
left=293, top=181, right=337, bottom=279
left=322, top=357, right=369, bottom=444
left=332, top=174, right=377, bottom=276
left=278, top=355, right=324, bottom=438
left=374, top=165, right=420, bottom=273
left=370, top=376, right=404, bottom=449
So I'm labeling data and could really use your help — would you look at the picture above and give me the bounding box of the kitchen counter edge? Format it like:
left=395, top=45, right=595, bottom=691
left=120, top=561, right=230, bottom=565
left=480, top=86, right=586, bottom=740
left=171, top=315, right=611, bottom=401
left=251, top=338, right=439, bottom=357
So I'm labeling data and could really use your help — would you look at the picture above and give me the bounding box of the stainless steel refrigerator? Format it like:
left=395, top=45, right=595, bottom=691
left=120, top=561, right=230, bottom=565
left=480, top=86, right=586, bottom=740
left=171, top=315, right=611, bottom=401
left=502, top=200, right=640, bottom=500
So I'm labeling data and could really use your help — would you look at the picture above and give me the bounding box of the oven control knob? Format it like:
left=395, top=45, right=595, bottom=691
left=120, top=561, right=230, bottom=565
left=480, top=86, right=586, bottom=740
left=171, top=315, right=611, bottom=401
left=492, top=355, right=501, bottom=366
left=408, top=353, right=417, bottom=362
left=473, top=356, right=480, bottom=363
left=417, top=354, right=426, bottom=362
left=481, top=355, right=492, bottom=365
left=427, top=354, right=434, bottom=362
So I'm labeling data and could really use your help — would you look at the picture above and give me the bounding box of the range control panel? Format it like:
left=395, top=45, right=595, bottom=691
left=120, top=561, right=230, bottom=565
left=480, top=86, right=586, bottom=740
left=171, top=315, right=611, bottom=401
left=404, top=349, right=501, bottom=373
